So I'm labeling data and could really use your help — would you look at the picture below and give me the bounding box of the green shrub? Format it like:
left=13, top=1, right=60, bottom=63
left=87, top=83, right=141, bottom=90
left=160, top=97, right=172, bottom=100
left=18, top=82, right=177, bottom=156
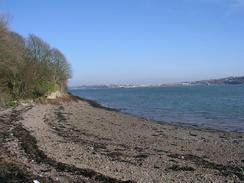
left=33, top=80, right=58, bottom=97
left=6, top=100, right=18, bottom=107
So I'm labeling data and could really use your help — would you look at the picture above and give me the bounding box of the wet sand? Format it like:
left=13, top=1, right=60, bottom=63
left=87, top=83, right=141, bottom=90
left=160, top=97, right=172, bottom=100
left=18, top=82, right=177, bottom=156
left=0, top=96, right=243, bottom=182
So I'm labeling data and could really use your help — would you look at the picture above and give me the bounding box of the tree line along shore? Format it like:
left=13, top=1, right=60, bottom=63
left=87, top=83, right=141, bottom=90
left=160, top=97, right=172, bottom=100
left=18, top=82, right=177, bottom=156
left=0, top=14, right=71, bottom=107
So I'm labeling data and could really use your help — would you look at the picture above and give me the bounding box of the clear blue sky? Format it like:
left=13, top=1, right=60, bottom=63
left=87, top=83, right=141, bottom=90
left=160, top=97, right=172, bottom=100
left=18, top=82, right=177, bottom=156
left=1, top=0, right=244, bottom=86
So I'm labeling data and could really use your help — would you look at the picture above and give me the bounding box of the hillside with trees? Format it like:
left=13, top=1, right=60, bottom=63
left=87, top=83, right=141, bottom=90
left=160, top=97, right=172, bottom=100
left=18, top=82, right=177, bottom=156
left=0, top=15, right=71, bottom=106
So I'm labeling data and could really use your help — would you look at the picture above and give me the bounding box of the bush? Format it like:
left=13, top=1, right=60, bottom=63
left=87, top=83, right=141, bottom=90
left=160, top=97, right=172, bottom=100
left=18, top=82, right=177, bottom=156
left=33, top=80, right=58, bottom=97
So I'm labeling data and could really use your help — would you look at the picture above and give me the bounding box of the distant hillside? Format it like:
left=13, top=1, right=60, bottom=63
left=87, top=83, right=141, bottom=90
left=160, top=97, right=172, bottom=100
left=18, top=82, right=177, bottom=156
left=70, top=85, right=109, bottom=89
left=191, top=76, right=244, bottom=85
left=70, top=76, right=244, bottom=90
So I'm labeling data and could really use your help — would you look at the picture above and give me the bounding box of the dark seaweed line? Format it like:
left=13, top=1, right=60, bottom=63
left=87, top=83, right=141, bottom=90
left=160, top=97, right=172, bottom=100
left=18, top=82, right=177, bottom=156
left=10, top=107, right=135, bottom=183
left=167, top=154, right=244, bottom=180
left=50, top=107, right=149, bottom=167
left=68, top=93, right=118, bottom=111
left=0, top=106, right=59, bottom=183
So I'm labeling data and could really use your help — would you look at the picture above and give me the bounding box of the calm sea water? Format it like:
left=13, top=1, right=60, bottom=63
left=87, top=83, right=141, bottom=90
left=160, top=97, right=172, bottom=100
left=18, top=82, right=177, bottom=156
left=70, top=85, right=244, bottom=132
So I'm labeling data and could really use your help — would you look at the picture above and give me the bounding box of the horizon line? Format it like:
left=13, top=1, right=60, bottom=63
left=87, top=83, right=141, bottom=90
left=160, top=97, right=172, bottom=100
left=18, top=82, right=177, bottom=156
left=68, top=75, right=244, bottom=88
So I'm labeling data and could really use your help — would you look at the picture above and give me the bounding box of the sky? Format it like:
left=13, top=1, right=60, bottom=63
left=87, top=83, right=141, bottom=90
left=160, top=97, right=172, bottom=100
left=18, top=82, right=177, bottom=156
left=0, top=0, right=244, bottom=86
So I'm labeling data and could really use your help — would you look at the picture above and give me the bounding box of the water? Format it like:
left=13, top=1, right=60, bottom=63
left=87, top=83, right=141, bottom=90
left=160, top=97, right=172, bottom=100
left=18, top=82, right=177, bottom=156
left=69, top=85, right=244, bottom=132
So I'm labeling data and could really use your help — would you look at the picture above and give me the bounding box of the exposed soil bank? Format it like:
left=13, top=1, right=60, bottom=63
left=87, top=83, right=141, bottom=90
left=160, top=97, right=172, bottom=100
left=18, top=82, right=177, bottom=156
left=0, top=96, right=243, bottom=182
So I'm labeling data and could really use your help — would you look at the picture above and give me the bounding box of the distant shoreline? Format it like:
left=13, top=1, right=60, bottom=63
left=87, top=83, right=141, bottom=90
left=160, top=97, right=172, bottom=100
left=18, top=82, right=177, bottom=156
left=69, top=76, right=244, bottom=89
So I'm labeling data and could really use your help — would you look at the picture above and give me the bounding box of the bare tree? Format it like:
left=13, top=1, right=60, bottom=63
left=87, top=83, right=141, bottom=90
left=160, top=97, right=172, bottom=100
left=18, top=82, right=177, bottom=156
left=0, top=15, right=26, bottom=99
left=0, top=14, right=72, bottom=104
left=50, top=48, right=72, bottom=87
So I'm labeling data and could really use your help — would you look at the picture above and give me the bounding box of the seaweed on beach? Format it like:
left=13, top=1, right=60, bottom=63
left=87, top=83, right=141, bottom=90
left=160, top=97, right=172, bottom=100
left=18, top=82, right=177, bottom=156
left=68, top=93, right=118, bottom=111
left=44, top=106, right=110, bottom=152
left=9, top=107, right=135, bottom=183
left=0, top=108, right=59, bottom=183
left=167, top=153, right=244, bottom=180
left=0, top=160, right=34, bottom=183
left=0, top=160, right=58, bottom=183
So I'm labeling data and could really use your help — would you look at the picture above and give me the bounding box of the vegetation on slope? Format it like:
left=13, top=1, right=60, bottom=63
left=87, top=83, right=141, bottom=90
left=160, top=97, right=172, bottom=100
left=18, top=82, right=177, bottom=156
left=0, top=14, right=71, bottom=106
